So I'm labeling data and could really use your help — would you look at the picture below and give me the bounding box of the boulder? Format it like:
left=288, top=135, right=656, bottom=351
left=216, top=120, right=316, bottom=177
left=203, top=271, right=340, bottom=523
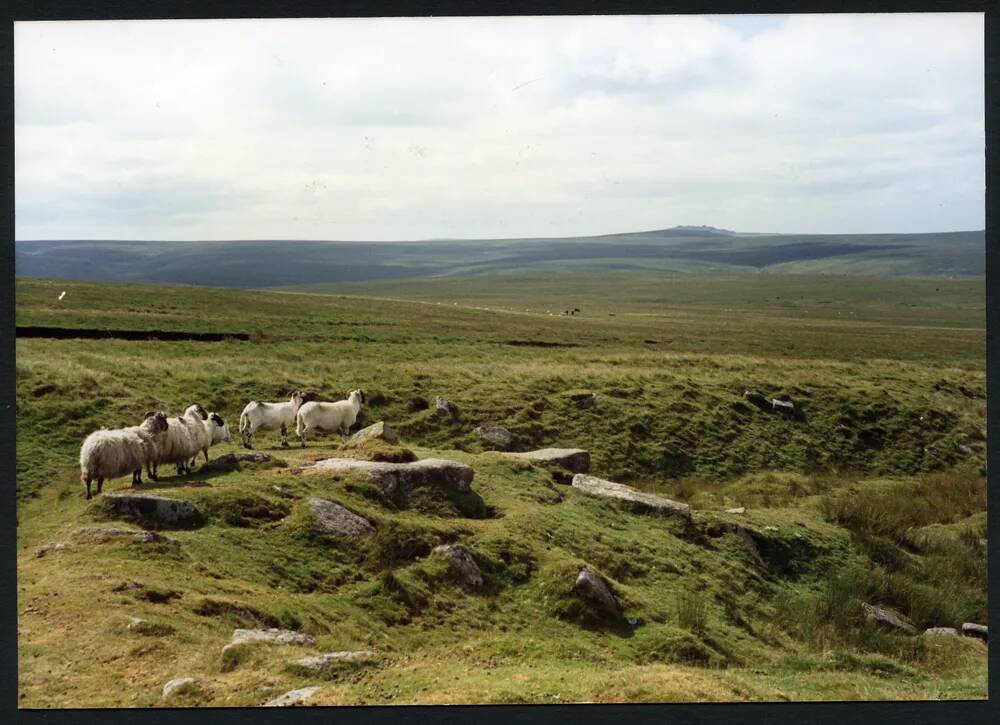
left=346, top=421, right=399, bottom=446
left=308, top=497, right=376, bottom=537
left=308, top=457, right=474, bottom=496
left=961, top=622, right=988, bottom=641
left=229, top=628, right=315, bottom=647
left=199, top=452, right=272, bottom=474
left=264, top=686, right=321, bottom=707
left=924, top=627, right=960, bottom=638
left=501, top=448, right=590, bottom=474
left=771, top=399, right=795, bottom=415
left=289, top=651, right=377, bottom=673
left=101, top=493, right=200, bottom=527
left=571, top=474, right=691, bottom=520
left=573, top=568, right=619, bottom=615
left=862, top=603, right=917, bottom=635
left=35, top=541, right=69, bottom=557
left=73, top=526, right=180, bottom=546
left=475, top=425, right=512, bottom=449
left=725, top=507, right=746, bottom=514
left=162, top=677, right=198, bottom=698
left=432, top=544, right=484, bottom=589
left=434, top=396, right=458, bottom=418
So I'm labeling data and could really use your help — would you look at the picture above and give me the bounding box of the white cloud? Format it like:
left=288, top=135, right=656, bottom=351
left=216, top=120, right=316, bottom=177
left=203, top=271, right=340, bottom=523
left=15, top=13, right=984, bottom=240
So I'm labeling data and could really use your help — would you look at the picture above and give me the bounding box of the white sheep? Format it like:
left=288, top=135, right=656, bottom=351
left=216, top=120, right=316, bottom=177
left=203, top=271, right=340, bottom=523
left=153, top=404, right=208, bottom=477
left=295, top=389, right=365, bottom=447
left=79, top=411, right=169, bottom=499
left=188, top=411, right=231, bottom=468
left=238, top=390, right=303, bottom=449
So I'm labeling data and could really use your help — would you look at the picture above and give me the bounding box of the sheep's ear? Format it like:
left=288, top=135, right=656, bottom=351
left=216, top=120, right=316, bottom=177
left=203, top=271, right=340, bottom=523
left=143, top=411, right=156, bottom=419
left=211, top=413, right=224, bottom=426
left=195, top=404, right=208, bottom=419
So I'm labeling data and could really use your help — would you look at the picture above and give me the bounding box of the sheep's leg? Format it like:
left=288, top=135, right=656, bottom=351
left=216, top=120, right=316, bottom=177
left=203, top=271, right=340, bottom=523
left=84, top=476, right=92, bottom=500
left=280, top=423, right=289, bottom=447
left=299, top=425, right=308, bottom=448
left=147, top=461, right=157, bottom=481
left=242, top=426, right=254, bottom=450
left=203, top=448, right=209, bottom=463
left=97, top=478, right=104, bottom=494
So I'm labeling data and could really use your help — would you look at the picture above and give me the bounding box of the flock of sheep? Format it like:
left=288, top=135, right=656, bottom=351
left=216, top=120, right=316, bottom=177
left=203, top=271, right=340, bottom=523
left=79, top=389, right=366, bottom=499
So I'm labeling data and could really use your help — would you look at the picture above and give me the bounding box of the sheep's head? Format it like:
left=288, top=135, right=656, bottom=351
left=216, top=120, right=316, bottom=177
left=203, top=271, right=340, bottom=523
left=290, top=390, right=303, bottom=405
left=185, top=403, right=208, bottom=420
left=209, top=412, right=231, bottom=443
left=349, top=389, right=366, bottom=404
left=142, top=411, right=169, bottom=434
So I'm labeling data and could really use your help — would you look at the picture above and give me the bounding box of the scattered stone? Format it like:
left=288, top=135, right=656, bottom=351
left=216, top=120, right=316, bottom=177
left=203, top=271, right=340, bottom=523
left=771, top=399, right=795, bottom=415
left=199, top=452, right=272, bottom=474
left=162, top=677, right=198, bottom=698
left=264, top=686, right=321, bottom=707
left=101, top=493, right=201, bottom=526
left=127, top=617, right=175, bottom=636
left=308, top=458, right=474, bottom=496
left=35, top=541, right=69, bottom=557
left=229, top=628, right=316, bottom=647
left=961, top=623, right=988, bottom=641
left=571, top=474, right=691, bottom=520
left=432, top=544, right=484, bottom=589
left=924, top=627, right=960, bottom=638
left=501, top=448, right=590, bottom=474
left=862, top=603, right=917, bottom=635
left=73, top=527, right=180, bottom=546
left=475, top=425, right=512, bottom=449
left=434, top=396, right=458, bottom=417
left=112, top=581, right=145, bottom=593
left=725, top=507, right=746, bottom=514
left=308, top=497, right=376, bottom=537
left=763, top=526, right=779, bottom=532
left=345, top=421, right=399, bottom=446
left=289, top=651, right=377, bottom=673
left=573, top=568, right=619, bottom=615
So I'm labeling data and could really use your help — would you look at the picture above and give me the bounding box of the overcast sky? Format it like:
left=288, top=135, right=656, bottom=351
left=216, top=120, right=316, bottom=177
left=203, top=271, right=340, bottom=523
left=15, top=14, right=984, bottom=241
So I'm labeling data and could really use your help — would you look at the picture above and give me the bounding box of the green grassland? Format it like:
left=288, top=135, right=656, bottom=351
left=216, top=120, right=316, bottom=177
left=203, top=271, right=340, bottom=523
left=15, top=274, right=987, bottom=706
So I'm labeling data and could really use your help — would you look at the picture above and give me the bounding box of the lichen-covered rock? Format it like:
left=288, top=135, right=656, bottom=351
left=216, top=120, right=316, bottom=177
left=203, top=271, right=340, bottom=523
left=924, top=627, right=960, bottom=637
left=432, top=544, right=484, bottom=589
left=308, top=457, right=474, bottom=496
left=35, top=541, right=69, bottom=557
left=475, top=425, right=512, bottom=449
left=162, top=677, right=198, bottom=698
left=289, top=651, right=377, bottom=673
left=221, top=628, right=316, bottom=671
left=862, top=603, right=917, bottom=635
left=962, top=622, right=988, bottom=641
left=501, top=448, right=590, bottom=474
left=101, top=493, right=200, bottom=527
left=573, top=568, right=619, bottom=615
left=73, top=527, right=180, bottom=546
left=264, top=686, right=321, bottom=707
left=346, top=421, right=399, bottom=446
left=571, top=474, right=691, bottom=520
left=199, top=452, right=272, bottom=474
left=308, top=497, right=375, bottom=537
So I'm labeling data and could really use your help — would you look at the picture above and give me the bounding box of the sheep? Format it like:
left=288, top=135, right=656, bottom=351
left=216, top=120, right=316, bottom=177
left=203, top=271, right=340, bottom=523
left=238, top=390, right=303, bottom=449
left=188, top=412, right=231, bottom=468
left=152, top=404, right=208, bottom=478
left=295, top=389, right=365, bottom=447
left=80, top=411, right=169, bottom=499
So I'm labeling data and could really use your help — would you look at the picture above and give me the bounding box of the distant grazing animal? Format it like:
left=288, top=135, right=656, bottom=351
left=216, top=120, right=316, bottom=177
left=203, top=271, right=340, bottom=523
left=79, top=411, right=169, bottom=499
left=153, top=404, right=208, bottom=477
left=295, top=389, right=365, bottom=447
left=239, top=390, right=303, bottom=448
left=189, top=412, right=231, bottom=468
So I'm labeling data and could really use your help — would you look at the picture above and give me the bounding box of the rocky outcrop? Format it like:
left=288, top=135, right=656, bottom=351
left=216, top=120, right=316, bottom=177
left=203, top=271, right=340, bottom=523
left=162, top=677, right=198, bottom=698
left=571, top=474, right=691, bottom=520
left=501, top=448, right=590, bottom=474
left=264, top=686, right=321, bottom=707
left=199, top=452, right=272, bottom=474
left=862, top=603, right=917, bottom=635
left=289, top=651, right=377, bottom=673
left=475, top=425, right=512, bottom=449
left=221, top=628, right=315, bottom=671
left=308, top=497, right=376, bottom=537
left=573, top=568, right=619, bottom=615
left=309, top=457, right=474, bottom=496
left=35, top=541, right=69, bottom=557
left=435, top=396, right=458, bottom=418
left=73, top=526, right=180, bottom=546
left=101, top=493, right=201, bottom=527
left=924, top=627, right=960, bottom=637
left=345, top=421, right=399, bottom=446
left=432, top=544, right=484, bottom=590
left=962, top=622, right=988, bottom=641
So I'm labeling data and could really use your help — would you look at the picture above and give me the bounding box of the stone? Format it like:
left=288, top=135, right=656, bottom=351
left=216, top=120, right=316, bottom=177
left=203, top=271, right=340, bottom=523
left=571, top=474, right=691, bottom=520
left=229, top=628, right=316, bottom=647
left=573, top=568, right=619, bottom=615
left=475, top=425, right=512, bottom=449
left=264, top=686, right=321, bottom=707
left=432, top=544, right=484, bottom=589
left=101, top=493, right=200, bottom=526
left=308, top=457, right=474, bottom=496
left=501, top=448, right=590, bottom=474
left=345, top=421, right=399, bottom=446
left=771, top=399, right=795, bottom=415
left=162, top=677, right=198, bottom=698
left=725, top=507, right=746, bottom=514
left=961, top=623, right=988, bottom=641
left=73, top=527, right=180, bottom=546
left=290, top=651, right=377, bottom=673
left=309, top=497, right=376, bottom=537
left=35, top=541, right=69, bottom=557
left=434, top=396, right=458, bottom=417
left=127, top=617, right=174, bottom=636
left=199, top=452, right=272, bottom=474
left=924, top=627, right=960, bottom=637
left=862, top=603, right=917, bottom=635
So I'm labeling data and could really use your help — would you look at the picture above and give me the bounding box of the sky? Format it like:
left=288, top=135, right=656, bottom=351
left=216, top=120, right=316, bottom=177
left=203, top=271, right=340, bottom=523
left=14, top=14, right=985, bottom=241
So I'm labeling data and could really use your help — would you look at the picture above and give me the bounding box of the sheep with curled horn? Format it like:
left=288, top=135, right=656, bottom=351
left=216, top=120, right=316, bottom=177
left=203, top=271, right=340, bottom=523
left=79, top=411, right=169, bottom=499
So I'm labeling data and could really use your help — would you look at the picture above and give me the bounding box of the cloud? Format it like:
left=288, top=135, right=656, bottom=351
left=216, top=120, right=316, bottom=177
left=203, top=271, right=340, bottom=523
left=14, top=13, right=984, bottom=240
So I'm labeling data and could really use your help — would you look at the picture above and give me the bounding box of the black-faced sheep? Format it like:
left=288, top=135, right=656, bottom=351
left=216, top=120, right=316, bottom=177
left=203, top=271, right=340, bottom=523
left=79, top=411, right=169, bottom=499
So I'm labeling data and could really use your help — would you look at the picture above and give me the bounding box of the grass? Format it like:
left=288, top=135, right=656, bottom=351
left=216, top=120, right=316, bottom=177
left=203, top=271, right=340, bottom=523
left=15, top=274, right=987, bottom=706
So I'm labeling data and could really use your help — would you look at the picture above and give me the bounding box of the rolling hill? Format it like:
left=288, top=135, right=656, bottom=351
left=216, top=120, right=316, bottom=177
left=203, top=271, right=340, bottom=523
left=14, top=228, right=984, bottom=289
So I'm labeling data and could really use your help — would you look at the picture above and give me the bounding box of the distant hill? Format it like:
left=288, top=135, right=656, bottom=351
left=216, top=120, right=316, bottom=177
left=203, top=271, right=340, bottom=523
left=14, top=228, right=984, bottom=289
